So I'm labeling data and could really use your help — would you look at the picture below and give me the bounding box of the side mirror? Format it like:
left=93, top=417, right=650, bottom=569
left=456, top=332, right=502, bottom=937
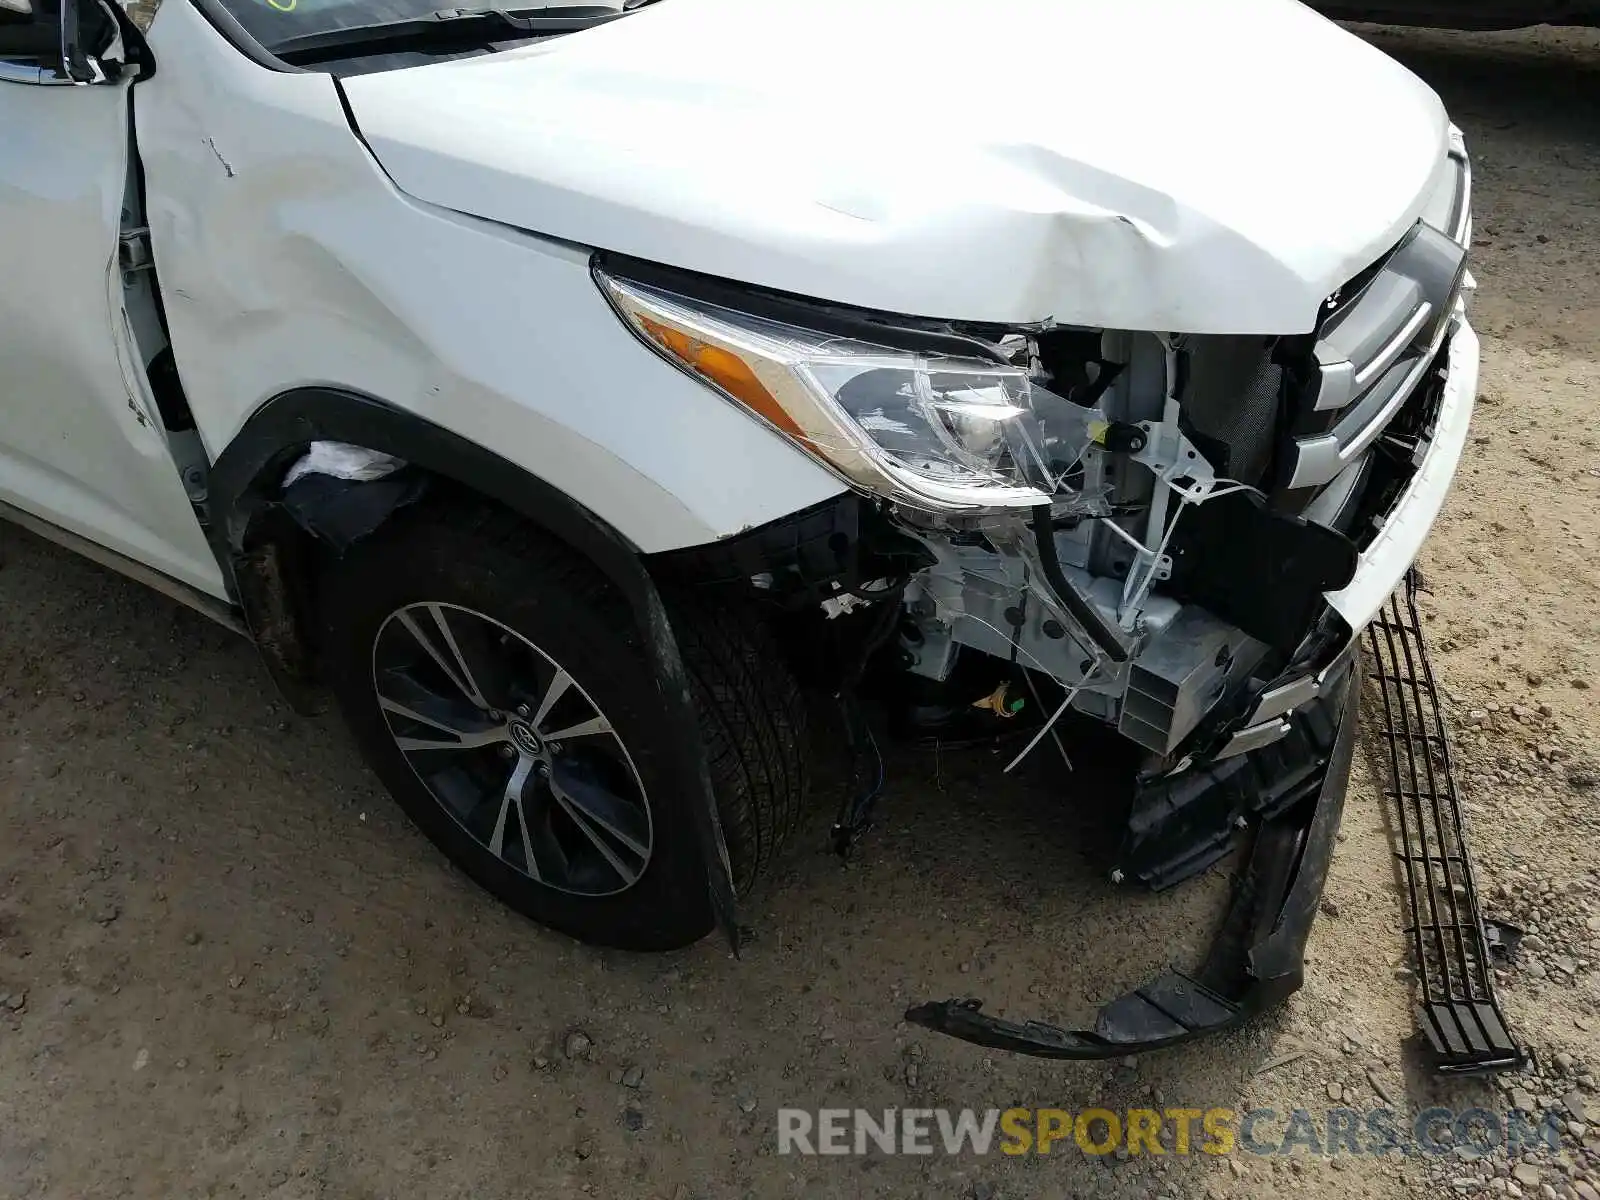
left=62, top=0, right=126, bottom=81
left=0, top=0, right=61, bottom=75
left=0, top=0, right=130, bottom=84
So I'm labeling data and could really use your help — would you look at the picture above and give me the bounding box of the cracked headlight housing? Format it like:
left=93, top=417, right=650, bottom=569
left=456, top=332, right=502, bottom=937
left=599, top=272, right=1091, bottom=513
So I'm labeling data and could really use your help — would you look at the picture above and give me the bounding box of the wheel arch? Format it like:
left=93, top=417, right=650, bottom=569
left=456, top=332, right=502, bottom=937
left=209, top=386, right=648, bottom=611
left=209, top=385, right=742, bottom=947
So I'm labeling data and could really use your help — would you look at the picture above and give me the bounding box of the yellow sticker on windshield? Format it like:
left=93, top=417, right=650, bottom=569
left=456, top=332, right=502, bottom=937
left=266, top=0, right=296, bottom=11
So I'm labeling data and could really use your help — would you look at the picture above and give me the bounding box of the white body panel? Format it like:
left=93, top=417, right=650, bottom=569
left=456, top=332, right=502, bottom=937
left=132, top=0, right=845, bottom=555
left=342, top=0, right=1451, bottom=336
left=2, top=0, right=1468, bottom=624
left=0, top=77, right=225, bottom=594
left=1325, top=308, right=1479, bottom=629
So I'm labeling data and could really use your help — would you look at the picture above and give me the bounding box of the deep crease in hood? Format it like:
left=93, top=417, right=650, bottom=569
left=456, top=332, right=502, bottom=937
left=340, top=0, right=1452, bottom=334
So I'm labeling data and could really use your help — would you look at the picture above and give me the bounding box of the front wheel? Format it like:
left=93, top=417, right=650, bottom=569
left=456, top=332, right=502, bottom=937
left=319, top=502, right=808, bottom=951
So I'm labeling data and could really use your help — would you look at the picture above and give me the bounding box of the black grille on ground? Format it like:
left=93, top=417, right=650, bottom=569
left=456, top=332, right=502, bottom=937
left=1367, top=572, right=1525, bottom=1073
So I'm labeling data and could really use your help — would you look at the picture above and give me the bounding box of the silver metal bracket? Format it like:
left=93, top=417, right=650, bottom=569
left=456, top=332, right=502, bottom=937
left=118, top=226, right=154, bottom=275
left=1129, top=421, right=1220, bottom=502
left=1112, top=413, right=1223, bottom=628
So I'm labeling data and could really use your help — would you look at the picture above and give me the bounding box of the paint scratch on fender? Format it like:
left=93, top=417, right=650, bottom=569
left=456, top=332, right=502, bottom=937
left=815, top=200, right=875, bottom=222
left=205, top=138, right=236, bottom=179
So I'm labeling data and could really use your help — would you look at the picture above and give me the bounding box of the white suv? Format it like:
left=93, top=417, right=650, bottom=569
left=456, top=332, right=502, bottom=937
left=0, top=0, right=1477, bottom=1054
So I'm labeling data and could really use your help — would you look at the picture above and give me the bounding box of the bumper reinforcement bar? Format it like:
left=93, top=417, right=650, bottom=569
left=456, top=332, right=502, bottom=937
left=905, top=655, right=1360, bottom=1059
left=1367, top=570, right=1526, bottom=1073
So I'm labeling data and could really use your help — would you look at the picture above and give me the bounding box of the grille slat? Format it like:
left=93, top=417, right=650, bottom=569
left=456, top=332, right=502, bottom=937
left=1284, top=145, right=1471, bottom=496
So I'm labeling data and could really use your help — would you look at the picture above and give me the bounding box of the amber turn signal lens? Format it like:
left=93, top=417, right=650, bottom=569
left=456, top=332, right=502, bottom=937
left=638, top=315, right=810, bottom=444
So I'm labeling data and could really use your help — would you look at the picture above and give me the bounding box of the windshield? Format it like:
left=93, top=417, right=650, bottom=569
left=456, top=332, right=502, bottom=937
left=216, top=0, right=625, bottom=61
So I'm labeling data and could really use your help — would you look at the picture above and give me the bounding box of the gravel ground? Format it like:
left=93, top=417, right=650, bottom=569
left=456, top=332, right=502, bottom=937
left=2, top=23, right=1598, bottom=1200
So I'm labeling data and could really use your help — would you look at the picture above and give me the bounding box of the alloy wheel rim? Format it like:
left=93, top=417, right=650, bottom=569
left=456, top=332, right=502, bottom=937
left=370, top=602, right=652, bottom=896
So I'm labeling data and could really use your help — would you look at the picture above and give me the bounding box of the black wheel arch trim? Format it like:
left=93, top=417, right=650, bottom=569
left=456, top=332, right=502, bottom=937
left=208, top=387, right=644, bottom=597
left=208, top=385, right=741, bottom=950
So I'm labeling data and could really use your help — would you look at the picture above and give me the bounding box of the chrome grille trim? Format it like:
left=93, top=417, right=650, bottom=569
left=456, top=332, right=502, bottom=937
left=1287, top=132, right=1471, bottom=491
left=1289, top=313, right=1455, bottom=489
left=1354, top=300, right=1435, bottom=390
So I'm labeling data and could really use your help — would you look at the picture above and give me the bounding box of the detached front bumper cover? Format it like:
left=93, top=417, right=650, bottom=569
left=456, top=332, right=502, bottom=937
left=906, top=654, right=1360, bottom=1059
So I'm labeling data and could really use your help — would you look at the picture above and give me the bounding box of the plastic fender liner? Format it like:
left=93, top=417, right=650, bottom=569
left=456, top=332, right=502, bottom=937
left=1164, top=490, right=1359, bottom=654
left=208, top=387, right=741, bottom=952
left=905, top=656, right=1359, bottom=1059
left=1115, top=682, right=1346, bottom=891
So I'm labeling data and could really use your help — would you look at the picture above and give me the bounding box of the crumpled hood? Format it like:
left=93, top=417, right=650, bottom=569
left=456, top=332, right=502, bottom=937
left=341, top=0, right=1451, bottom=334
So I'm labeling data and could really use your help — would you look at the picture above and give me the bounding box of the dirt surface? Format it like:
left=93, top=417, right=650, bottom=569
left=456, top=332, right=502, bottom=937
left=2, top=24, right=1599, bottom=1200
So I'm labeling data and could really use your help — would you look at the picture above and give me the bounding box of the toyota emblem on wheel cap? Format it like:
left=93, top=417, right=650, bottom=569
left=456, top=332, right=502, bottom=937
left=508, top=722, right=543, bottom=757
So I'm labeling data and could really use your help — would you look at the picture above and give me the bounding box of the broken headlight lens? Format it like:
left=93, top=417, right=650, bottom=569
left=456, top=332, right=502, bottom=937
left=599, top=273, right=1091, bottom=512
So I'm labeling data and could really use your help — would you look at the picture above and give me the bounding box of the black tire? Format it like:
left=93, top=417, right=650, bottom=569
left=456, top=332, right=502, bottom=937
left=320, top=501, right=807, bottom=951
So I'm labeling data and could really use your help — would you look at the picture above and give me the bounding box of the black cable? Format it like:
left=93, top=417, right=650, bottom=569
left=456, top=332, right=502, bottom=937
left=829, top=583, right=907, bottom=856
left=1007, top=571, right=1025, bottom=666
left=1028, top=505, right=1129, bottom=663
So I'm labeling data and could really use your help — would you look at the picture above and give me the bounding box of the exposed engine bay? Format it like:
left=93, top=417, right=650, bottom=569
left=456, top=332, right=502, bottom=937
left=642, top=133, right=1472, bottom=906
left=817, top=323, right=1367, bottom=877
left=579, top=129, right=1476, bottom=1057
left=641, top=234, right=1472, bottom=1055
left=893, top=325, right=1351, bottom=760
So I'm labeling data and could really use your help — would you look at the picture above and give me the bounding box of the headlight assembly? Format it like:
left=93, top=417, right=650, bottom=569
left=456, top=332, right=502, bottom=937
left=598, top=271, right=1096, bottom=513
